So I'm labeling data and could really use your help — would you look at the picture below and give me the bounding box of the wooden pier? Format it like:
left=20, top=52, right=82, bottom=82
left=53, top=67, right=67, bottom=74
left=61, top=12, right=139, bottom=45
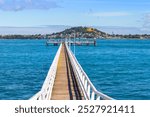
left=31, top=42, right=113, bottom=100
left=51, top=43, right=84, bottom=100
left=46, top=39, right=96, bottom=46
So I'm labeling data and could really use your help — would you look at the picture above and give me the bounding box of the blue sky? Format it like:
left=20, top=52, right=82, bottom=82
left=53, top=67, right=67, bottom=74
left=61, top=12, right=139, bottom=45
left=0, top=0, right=150, bottom=34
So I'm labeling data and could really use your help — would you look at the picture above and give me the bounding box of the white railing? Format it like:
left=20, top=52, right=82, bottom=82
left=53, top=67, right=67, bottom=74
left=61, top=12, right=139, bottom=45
left=30, top=44, right=62, bottom=100
left=65, top=43, right=113, bottom=100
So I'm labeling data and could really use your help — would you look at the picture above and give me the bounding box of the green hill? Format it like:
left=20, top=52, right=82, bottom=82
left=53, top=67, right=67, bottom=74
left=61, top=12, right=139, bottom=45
left=48, top=26, right=107, bottom=39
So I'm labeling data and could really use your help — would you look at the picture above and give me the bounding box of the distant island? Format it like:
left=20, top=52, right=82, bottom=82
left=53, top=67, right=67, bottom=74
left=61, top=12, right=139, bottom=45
left=0, top=26, right=150, bottom=39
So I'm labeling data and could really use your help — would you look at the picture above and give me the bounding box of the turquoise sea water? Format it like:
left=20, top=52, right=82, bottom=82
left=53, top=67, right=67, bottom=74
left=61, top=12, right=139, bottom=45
left=0, top=39, right=58, bottom=100
left=0, top=39, right=150, bottom=100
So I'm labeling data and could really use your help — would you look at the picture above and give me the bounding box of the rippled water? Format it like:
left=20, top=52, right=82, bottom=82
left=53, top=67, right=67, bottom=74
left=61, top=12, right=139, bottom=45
left=74, top=39, right=150, bottom=100
left=0, top=39, right=58, bottom=100
left=0, top=39, right=150, bottom=100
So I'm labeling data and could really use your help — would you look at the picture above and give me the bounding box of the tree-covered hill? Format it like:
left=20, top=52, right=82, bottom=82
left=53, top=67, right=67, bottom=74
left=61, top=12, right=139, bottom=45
left=48, top=26, right=107, bottom=39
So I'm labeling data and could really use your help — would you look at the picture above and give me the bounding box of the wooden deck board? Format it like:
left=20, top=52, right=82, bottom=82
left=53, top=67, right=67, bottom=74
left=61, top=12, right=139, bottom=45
left=51, top=44, right=84, bottom=100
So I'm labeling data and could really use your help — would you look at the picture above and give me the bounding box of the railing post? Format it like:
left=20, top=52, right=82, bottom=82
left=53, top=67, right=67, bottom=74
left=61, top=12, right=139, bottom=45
left=84, top=80, right=87, bottom=91
left=96, top=95, right=100, bottom=100
left=87, top=85, right=90, bottom=98
left=41, top=94, right=43, bottom=100
left=91, top=92, right=95, bottom=100
left=81, top=75, right=84, bottom=83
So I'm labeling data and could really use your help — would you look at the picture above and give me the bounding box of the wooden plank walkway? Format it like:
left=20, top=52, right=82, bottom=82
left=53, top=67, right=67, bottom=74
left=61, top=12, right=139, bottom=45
left=51, top=43, right=84, bottom=100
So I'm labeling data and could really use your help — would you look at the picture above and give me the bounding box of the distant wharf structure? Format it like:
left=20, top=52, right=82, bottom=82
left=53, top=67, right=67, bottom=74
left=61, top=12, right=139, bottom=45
left=46, top=38, right=96, bottom=46
left=30, top=42, right=113, bottom=100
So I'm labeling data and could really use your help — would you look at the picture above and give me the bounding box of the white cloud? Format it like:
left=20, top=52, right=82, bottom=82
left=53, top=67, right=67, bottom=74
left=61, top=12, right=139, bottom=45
left=97, top=26, right=149, bottom=34
left=91, top=12, right=130, bottom=17
left=141, top=13, right=150, bottom=31
left=0, top=0, right=60, bottom=11
left=0, top=25, right=70, bottom=34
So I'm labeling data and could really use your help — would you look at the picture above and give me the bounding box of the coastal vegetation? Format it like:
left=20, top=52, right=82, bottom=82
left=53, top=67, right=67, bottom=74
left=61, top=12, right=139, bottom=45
left=0, top=26, right=150, bottom=39
left=0, top=34, right=43, bottom=39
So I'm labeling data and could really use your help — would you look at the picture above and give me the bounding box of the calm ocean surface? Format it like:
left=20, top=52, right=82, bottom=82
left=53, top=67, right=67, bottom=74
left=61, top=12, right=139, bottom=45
left=0, top=39, right=150, bottom=100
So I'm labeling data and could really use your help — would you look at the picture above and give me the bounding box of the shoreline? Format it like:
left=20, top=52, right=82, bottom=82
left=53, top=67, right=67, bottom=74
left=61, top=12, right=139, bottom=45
left=0, top=38, right=150, bottom=40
